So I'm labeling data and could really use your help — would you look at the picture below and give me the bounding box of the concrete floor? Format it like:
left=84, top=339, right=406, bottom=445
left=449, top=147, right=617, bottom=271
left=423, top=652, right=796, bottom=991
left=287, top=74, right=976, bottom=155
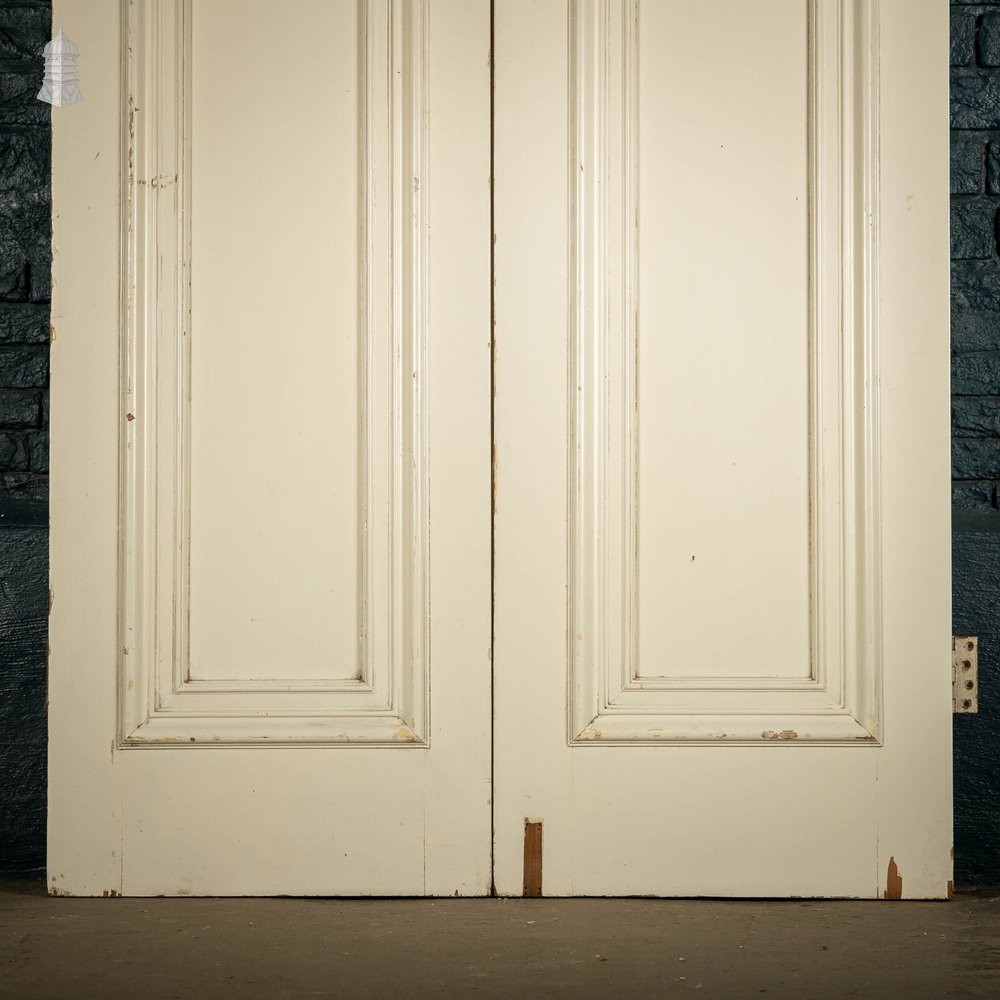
left=1, top=878, right=999, bottom=999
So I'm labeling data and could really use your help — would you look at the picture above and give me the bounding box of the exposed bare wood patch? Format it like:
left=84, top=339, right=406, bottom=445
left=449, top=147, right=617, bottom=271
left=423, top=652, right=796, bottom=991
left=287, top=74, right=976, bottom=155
left=393, top=726, right=421, bottom=743
left=884, top=857, right=902, bottom=900
left=762, top=729, right=799, bottom=741
left=523, top=820, right=542, bottom=897
left=947, top=880, right=954, bottom=900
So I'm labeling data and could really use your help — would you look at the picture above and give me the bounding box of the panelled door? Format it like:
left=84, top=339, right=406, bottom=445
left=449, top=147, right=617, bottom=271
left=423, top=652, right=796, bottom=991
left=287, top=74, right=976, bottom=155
left=493, top=0, right=951, bottom=898
left=50, top=0, right=951, bottom=898
left=49, top=0, right=493, bottom=896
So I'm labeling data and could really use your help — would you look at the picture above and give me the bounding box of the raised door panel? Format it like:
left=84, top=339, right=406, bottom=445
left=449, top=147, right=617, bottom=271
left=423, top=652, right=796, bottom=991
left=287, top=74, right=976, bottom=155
left=121, top=0, right=431, bottom=745
left=569, top=0, right=879, bottom=745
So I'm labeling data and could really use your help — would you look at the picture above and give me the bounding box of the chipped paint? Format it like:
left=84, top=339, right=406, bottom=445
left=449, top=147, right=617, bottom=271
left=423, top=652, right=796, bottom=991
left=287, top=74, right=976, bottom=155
left=136, top=172, right=178, bottom=189
left=762, top=729, right=799, bottom=741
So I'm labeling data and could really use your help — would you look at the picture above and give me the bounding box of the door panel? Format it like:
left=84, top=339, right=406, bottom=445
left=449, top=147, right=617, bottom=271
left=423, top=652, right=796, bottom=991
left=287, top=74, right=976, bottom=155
left=638, top=0, right=811, bottom=681
left=119, top=0, right=436, bottom=745
left=493, top=0, right=951, bottom=897
left=49, top=0, right=492, bottom=895
left=189, top=0, right=364, bottom=683
left=562, top=0, right=878, bottom=743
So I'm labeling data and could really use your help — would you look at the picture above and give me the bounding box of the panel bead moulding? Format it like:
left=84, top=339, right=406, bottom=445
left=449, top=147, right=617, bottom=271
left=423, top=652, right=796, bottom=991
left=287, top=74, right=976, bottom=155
left=118, top=0, right=431, bottom=747
left=567, top=0, right=882, bottom=745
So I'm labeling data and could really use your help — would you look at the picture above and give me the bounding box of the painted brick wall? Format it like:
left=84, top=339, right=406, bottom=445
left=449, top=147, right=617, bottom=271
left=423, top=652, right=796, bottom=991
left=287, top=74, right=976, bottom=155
left=951, top=0, right=1000, bottom=887
left=0, top=0, right=50, bottom=874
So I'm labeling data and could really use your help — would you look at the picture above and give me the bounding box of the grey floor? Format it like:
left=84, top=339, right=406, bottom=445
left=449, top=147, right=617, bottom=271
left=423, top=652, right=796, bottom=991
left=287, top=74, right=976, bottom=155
left=2, top=878, right=999, bottom=999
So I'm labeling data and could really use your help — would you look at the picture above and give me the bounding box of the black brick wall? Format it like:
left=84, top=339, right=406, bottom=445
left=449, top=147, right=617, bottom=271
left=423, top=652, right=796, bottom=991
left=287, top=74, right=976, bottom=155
left=952, top=0, right=1000, bottom=887
left=0, top=0, right=50, bottom=874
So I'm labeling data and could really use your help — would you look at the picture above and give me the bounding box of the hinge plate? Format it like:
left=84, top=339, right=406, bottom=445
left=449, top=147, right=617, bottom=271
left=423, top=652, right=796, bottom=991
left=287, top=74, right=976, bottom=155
left=953, top=636, right=979, bottom=714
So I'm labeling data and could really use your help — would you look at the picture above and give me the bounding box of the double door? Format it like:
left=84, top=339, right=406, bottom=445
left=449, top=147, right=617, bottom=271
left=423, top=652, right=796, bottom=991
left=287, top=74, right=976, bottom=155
left=49, top=0, right=951, bottom=897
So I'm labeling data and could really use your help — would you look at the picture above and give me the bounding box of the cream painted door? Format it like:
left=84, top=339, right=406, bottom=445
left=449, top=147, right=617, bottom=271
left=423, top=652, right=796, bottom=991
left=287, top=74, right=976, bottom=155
left=51, top=0, right=951, bottom=901
left=49, top=0, right=491, bottom=896
left=493, top=0, right=953, bottom=898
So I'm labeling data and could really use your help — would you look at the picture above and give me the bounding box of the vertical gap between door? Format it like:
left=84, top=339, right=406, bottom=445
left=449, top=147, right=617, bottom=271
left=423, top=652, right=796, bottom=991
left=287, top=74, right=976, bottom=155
left=489, top=0, right=498, bottom=898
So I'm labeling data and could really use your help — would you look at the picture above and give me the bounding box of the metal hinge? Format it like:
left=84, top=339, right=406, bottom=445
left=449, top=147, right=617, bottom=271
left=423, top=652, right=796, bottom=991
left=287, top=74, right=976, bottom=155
left=953, top=636, right=979, bottom=714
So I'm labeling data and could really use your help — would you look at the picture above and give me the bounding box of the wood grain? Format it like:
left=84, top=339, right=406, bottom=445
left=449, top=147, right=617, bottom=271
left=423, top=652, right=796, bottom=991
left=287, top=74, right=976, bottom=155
left=523, top=821, right=543, bottom=897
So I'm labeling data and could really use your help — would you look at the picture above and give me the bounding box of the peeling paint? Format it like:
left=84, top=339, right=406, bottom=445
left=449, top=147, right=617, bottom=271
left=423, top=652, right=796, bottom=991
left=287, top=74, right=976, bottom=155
left=762, top=729, right=799, bottom=741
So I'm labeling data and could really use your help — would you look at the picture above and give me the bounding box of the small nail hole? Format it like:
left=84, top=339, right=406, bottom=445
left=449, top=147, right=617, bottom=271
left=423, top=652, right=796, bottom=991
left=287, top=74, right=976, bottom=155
left=966, top=680, right=975, bottom=690
left=967, top=642, right=975, bottom=651
left=963, top=699, right=973, bottom=709
left=963, top=660, right=972, bottom=670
